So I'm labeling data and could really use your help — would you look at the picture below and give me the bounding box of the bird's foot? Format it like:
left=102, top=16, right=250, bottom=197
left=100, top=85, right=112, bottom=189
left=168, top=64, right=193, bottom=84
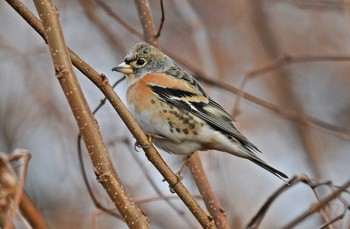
left=134, top=134, right=153, bottom=151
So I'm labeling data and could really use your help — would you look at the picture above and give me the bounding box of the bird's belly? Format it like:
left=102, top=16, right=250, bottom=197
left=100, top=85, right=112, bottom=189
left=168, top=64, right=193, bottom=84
left=153, top=138, right=201, bottom=155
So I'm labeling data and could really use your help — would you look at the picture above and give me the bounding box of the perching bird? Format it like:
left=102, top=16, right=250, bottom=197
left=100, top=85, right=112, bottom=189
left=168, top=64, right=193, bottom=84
left=112, top=43, right=287, bottom=179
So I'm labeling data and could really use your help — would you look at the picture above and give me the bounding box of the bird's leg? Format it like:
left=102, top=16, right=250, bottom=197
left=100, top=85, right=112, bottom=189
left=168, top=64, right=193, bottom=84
left=134, top=134, right=153, bottom=151
left=175, top=154, right=192, bottom=181
left=165, top=155, right=193, bottom=193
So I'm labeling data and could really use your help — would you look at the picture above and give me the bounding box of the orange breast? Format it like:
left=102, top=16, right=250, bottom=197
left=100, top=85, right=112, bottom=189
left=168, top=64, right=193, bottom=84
left=126, top=72, right=200, bottom=113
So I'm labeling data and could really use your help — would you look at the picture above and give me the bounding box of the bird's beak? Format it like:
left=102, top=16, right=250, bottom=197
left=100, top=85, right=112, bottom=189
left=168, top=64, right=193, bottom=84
left=112, top=62, right=133, bottom=74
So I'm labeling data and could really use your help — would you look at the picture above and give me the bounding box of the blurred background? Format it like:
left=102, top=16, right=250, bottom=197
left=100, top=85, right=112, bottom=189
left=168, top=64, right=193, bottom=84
left=1, top=0, right=350, bottom=228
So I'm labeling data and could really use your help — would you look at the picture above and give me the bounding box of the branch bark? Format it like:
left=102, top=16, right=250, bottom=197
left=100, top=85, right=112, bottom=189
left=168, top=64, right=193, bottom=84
left=134, top=0, right=158, bottom=47
left=31, top=0, right=149, bottom=228
left=188, top=153, right=230, bottom=229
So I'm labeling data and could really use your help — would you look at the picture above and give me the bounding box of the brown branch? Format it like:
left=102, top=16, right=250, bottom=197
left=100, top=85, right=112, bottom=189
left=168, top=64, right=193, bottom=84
left=188, top=153, right=230, bottom=229
left=77, top=134, right=122, bottom=219
left=19, top=192, right=48, bottom=229
left=137, top=194, right=203, bottom=204
left=126, top=140, right=186, bottom=216
left=245, top=175, right=307, bottom=229
left=0, top=152, right=19, bottom=228
left=4, top=151, right=30, bottom=229
left=155, top=0, right=165, bottom=38
left=134, top=0, right=158, bottom=47
left=318, top=204, right=349, bottom=229
left=0, top=151, right=44, bottom=229
left=310, top=185, right=333, bottom=228
left=31, top=0, right=149, bottom=228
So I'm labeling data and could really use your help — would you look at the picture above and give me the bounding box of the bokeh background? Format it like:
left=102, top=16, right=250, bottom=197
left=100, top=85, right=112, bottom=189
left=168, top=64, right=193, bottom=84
left=1, top=0, right=350, bottom=228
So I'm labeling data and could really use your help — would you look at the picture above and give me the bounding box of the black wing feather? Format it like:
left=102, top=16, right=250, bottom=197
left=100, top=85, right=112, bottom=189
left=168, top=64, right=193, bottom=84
left=149, top=85, right=260, bottom=152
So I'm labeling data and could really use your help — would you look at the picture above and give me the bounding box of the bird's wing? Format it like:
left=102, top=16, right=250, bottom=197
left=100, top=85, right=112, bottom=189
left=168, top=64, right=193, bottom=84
left=149, top=83, right=260, bottom=152
left=165, top=65, right=208, bottom=97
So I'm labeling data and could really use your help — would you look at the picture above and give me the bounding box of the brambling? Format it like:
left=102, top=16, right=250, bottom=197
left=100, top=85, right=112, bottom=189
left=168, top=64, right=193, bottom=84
left=112, top=43, right=287, bottom=179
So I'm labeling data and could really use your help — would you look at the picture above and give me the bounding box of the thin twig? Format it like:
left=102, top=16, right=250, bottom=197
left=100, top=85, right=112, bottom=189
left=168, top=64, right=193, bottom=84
left=188, top=153, right=230, bottom=229
left=0, top=151, right=32, bottom=229
left=155, top=0, right=164, bottom=38
left=282, top=179, right=350, bottom=229
left=246, top=175, right=350, bottom=229
left=126, top=139, right=187, bottom=216
left=246, top=175, right=307, bottom=229
left=137, top=194, right=202, bottom=204
left=318, top=205, right=349, bottom=229
left=310, top=186, right=333, bottom=229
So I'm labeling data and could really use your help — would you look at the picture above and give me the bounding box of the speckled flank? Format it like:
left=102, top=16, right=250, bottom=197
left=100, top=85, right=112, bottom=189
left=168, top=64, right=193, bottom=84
left=158, top=101, right=204, bottom=139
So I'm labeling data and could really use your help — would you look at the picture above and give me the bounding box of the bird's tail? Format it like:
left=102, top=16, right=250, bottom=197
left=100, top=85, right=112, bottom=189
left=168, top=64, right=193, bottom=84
left=248, top=156, right=288, bottom=181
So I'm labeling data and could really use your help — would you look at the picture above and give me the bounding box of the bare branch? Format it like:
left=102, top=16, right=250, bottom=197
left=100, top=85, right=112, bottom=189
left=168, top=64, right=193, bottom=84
left=246, top=175, right=306, bottom=229
left=134, top=0, right=158, bottom=46
left=0, top=150, right=45, bottom=229
left=188, top=153, right=230, bottom=229
left=246, top=175, right=350, bottom=229
left=155, top=0, right=165, bottom=38
left=31, top=0, right=149, bottom=227
left=282, top=179, right=350, bottom=229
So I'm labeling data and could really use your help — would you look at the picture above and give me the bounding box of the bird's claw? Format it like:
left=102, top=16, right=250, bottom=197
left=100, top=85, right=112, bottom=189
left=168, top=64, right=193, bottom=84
left=163, top=173, right=183, bottom=193
left=134, top=135, right=153, bottom=151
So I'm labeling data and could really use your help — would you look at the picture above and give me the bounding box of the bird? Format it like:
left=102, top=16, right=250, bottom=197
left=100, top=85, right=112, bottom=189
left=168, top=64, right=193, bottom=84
left=112, top=42, right=288, bottom=180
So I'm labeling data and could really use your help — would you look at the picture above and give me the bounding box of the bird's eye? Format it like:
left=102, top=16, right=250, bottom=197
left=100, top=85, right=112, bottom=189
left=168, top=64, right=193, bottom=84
left=136, top=58, right=146, bottom=66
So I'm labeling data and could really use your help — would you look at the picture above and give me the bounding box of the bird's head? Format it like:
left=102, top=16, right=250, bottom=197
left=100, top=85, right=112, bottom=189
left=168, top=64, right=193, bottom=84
left=112, top=43, right=172, bottom=79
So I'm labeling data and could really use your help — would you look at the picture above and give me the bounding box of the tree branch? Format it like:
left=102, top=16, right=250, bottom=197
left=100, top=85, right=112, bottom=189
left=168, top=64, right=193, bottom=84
left=188, top=153, right=230, bottom=229
left=282, top=179, right=350, bottom=229
left=31, top=0, right=149, bottom=228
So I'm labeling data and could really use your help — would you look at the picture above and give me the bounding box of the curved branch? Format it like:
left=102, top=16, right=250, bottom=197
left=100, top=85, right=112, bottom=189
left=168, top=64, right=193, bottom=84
left=31, top=0, right=149, bottom=228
